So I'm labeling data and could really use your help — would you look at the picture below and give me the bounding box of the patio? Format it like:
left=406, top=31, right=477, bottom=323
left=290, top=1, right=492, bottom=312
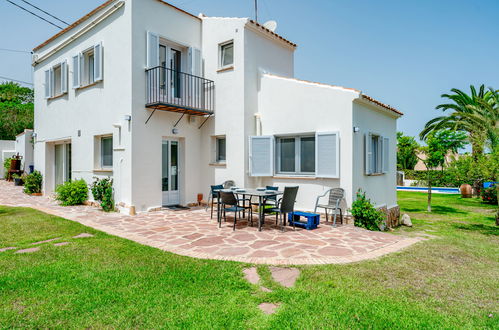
left=0, top=180, right=420, bottom=265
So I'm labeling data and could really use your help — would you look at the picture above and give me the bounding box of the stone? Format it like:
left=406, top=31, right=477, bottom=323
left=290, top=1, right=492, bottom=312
left=54, top=242, right=70, bottom=246
left=258, top=303, right=279, bottom=315
left=72, top=233, right=94, bottom=238
left=0, top=247, right=17, bottom=252
left=243, top=267, right=260, bottom=285
left=401, top=214, right=413, bottom=227
left=31, top=237, right=61, bottom=245
left=261, top=287, right=272, bottom=292
left=15, top=247, right=40, bottom=254
left=269, top=267, right=300, bottom=288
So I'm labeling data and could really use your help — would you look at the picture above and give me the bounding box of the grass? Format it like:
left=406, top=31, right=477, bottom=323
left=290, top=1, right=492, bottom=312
left=0, top=192, right=498, bottom=328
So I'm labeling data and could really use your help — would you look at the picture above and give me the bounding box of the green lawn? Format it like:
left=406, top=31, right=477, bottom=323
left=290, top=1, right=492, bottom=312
left=0, top=192, right=497, bottom=329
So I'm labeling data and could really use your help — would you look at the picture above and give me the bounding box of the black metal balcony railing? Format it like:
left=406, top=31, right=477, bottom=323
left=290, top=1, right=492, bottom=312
left=146, top=66, right=215, bottom=115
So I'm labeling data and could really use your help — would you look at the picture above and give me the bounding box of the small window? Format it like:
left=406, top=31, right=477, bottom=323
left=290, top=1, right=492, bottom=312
left=216, top=137, right=226, bottom=163
left=44, top=61, right=67, bottom=99
left=101, top=136, right=113, bottom=168
left=276, top=136, right=315, bottom=175
left=53, top=65, right=62, bottom=96
left=82, top=49, right=95, bottom=86
left=366, top=133, right=384, bottom=175
left=219, top=41, right=234, bottom=68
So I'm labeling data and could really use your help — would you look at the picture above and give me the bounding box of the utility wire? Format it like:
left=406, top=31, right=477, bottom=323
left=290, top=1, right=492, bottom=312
left=0, top=47, right=31, bottom=54
left=4, top=0, right=64, bottom=30
left=0, top=75, right=33, bottom=86
left=19, top=0, right=69, bottom=26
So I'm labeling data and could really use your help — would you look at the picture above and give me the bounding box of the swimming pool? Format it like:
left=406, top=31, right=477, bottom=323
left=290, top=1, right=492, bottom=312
left=397, top=186, right=460, bottom=194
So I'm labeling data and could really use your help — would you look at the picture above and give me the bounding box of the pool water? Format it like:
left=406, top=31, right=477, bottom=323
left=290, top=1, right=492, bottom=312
left=397, top=186, right=459, bottom=194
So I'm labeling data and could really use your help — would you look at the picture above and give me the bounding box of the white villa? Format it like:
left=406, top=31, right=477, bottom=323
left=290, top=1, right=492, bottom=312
left=32, top=0, right=402, bottom=221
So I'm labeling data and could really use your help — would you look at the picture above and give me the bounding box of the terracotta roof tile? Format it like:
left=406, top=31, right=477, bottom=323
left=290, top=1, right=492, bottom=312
left=248, top=19, right=297, bottom=48
left=361, top=94, right=403, bottom=116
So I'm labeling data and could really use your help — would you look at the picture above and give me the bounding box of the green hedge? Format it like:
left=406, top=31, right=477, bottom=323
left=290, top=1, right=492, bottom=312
left=403, top=170, right=461, bottom=187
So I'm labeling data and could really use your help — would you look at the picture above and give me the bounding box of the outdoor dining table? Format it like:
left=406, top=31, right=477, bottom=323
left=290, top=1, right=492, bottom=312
left=214, top=188, right=283, bottom=231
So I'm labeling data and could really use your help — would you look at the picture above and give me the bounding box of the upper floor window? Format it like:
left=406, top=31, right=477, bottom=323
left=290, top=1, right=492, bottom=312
left=219, top=41, right=234, bottom=69
left=72, top=42, right=103, bottom=89
left=44, top=60, right=67, bottom=99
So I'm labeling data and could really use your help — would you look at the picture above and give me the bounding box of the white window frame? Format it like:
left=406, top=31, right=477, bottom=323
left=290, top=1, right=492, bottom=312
left=219, top=40, right=234, bottom=69
left=74, top=42, right=103, bottom=89
left=100, top=136, right=113, bottom=169
left=275, top=135, right=316, bottom=176
left=365, top=132, right=385, bottom=175
left=44, top=60, right=68, bottom=99
left=215, top=136, right=226, bottom=163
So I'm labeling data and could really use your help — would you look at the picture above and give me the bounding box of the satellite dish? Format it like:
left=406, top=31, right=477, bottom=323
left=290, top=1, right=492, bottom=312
left=263, top=20, right=277, bottom=32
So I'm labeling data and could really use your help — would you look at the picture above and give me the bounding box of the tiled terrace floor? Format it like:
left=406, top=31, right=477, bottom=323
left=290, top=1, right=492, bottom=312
left=0, top=181, right=420, bottom=265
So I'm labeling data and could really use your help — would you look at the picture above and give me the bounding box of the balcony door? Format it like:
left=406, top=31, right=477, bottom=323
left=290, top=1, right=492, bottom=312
left=162, top=139, right=180, bottom=206
left=159, top=45, right=182, bottom=102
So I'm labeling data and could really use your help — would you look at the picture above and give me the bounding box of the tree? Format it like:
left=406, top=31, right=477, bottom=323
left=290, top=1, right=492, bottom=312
left=0, top=82, right=34, bottom=140
left=420, top=85, right=494, bottom=156
left=418, top=130, right=467, bottom=212
left=396, top=132, right=419, bottom=170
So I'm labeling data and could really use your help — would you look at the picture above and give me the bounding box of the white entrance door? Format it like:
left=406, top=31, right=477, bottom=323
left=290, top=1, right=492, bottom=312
left=54, top=143, right=71, bottom=187
left=162, top=140, right=180, bottom=206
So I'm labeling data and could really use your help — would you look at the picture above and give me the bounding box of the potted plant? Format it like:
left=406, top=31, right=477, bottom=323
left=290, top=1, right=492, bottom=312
left=13, top=173, right=24, bottom=186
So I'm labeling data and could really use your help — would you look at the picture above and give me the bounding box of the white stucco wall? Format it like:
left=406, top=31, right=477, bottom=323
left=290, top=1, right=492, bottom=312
left=352, top=100, right=399, bottom=208
left=15, top=129, right=34, bottom=171
left=33, top=0, right=132, bottom=202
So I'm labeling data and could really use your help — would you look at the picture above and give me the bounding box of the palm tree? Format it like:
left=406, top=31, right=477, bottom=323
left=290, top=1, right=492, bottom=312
left=420, top=85, right=493, bottom=156
left=467, top=88, right=499, bottom=153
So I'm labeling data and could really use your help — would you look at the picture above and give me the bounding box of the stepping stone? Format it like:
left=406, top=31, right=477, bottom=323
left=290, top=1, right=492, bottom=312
left=54, top=242, right=70, bottom=247
left=31, top=237, right=61, bottom=245
left=258, top=303, right=279, bottom=315
left=261, top=287, right=272, bottom=292
left=269, top=267, right=300, bottom=288
left=243, top=267, right=260, bottom=285
left=0, top=247, right=17, bottom=252
left=15, top=247, right=40, bottom=254
left=72, top=233, right=94, bottom=238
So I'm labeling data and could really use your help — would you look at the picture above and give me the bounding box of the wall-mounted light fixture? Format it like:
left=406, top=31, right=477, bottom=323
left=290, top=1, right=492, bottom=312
left=124, top=115, right=131, bottom=122
left=353, top=126, right=360, bottom=133
left=172, top=128, right=179, bottom=135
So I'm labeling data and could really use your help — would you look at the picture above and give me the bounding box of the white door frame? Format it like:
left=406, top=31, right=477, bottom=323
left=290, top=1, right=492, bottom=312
left=54, top=141, right=71, bottom=188
left=162, top=138, right=181, bottom=206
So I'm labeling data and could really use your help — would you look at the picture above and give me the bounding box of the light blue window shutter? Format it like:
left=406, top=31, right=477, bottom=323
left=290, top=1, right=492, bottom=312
left=316, top=132, right=339, bottom=178
left=365, top=133, right=372, bottom=175
left=44, top=69, right=50, bottom=98
left=94, top=42, right=103, bottom=81
left=382, top=137, right=389, bottom=173
left=249, top=136, right=274, bottom=177
left=72, top=54, right=80, bottom=88
left=147, top=31, right=159, bottom=68
left=61, top=60, right=68, bottom=94
left=188, top=47, right=202, bottom=76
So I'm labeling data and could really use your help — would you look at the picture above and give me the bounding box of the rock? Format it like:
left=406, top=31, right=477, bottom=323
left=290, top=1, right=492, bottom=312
left=15, top=247, right=40, bottom=254
left=0, top=247, right=17, bottom=252
left=261, top=287, right=272, bottom=292
left=401, top=214, right=413, bottom=227
left=243, top=267, right=260, bottom=285
left=258, top=303, right=279, bottom=315
left=269, top=267, right=300, bottom=288
left=53, top=242, right=70, bottom=246
left=72, top=233, right=94, bottom=238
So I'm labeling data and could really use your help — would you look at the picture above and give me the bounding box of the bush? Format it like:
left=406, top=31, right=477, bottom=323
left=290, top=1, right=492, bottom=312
left=23, top=170, right=42, bottom=194
left=55, top=179, right=88, bottom=206
left=481, top=185, right=497, bottom=205
left=351, top=190, right=385, bottom=231
left=90, top=177, right=114, bottom=212
left=3, top=157, right=12, bottom=179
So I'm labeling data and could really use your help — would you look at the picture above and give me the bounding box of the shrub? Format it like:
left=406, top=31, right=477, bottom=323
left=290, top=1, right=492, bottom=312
left=23, top=170, right=42, bottom=194
left=351, top=190, right=385, bottom=231
left=3, top=157, right=12, bottom=179
left=90, top=177, right=114, bottom=212
left=481, top=185, right=497, bottom=205
left=55, top=179, right=88, bottom=206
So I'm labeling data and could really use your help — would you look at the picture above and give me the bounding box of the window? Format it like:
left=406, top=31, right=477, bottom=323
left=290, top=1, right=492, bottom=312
left=216, top=137, right=226, bottom=163
left=276, top=136, right=315, bottom=175
left=219, top=41, right=234, bottom=68
left=44, top=60, right=67, bottom=99
left=365, top=133, right=389, bottom=175
left=101, top=136, right=113, bottom=168
left=73, top=42, right=103, bottom=89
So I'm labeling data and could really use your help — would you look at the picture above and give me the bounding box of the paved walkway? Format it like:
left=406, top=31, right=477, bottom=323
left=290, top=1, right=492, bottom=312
left=0, top=181, right=420, bottom=265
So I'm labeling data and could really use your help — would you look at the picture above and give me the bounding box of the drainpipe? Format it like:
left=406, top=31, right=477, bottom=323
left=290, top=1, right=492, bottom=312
left=254, top=113, right=262, bottom=136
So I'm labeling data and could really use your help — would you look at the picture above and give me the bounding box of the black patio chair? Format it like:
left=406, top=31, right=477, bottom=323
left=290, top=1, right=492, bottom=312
left=219, top=191, right=253, bottom=230
left=263, top=186, right=299, bottom=231
left=206, top=184, right=224, bottom=219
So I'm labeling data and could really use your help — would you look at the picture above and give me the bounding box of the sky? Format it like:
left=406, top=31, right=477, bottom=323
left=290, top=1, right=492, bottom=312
left=0, top=0, right=498, bottom=140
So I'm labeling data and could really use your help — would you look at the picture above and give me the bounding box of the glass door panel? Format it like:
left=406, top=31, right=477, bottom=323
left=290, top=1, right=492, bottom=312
left=54, top=144, right=64, bottom=187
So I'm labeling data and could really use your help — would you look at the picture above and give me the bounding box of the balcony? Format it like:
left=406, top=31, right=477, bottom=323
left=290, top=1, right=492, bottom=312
left=146, top=66, right=215, bottom=116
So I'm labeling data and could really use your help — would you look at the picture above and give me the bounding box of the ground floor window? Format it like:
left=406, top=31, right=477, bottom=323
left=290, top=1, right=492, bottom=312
left=365, top=133, right=389, bottom=175
left=216, top=137, right=226, bottom=163
left=101, top=136, right=113, bottom=168
left=276, top=136, right=315, bottom=175
left=54, top=143, right=71, bottom=187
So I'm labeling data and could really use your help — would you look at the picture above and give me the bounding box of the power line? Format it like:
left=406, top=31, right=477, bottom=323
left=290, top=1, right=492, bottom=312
left=19, top=0, right=69, bottom=26
left=4, top=0, right=64, bottom=30
left=0, top=47, right=31, bottom=54
left=0, top=75, right=33, bottom=86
